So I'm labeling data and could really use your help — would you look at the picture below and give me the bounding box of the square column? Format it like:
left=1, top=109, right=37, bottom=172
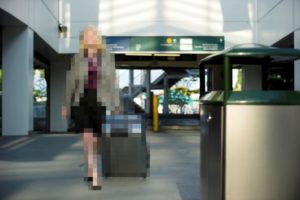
left=50, top=61, right=68, bottom=132
left=295, top=30, right=300, bottom=91
left=163, top=77, right=169, bottom=114
left=2, top=26, right=34, bottom=136
left=145, top=69, right=151, bottom=114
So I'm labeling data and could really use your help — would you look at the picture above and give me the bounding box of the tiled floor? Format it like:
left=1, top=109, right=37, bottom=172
left=0, top=131, right=200, bottom=200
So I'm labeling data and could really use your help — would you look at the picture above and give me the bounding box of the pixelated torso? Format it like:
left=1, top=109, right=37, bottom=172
left=86, top=58, right=99, bottom=89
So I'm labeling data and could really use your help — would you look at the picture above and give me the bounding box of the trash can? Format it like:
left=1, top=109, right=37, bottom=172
left=199, top=44, right=300, bottom=200
left=101, top=114, right=149, bottom=177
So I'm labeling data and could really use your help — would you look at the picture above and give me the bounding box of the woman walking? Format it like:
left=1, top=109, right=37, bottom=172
left=62, top=26, right=119, bottom=190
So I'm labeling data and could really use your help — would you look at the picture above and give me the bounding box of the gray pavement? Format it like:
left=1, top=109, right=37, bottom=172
left=0, top=131, right=200, bottom=200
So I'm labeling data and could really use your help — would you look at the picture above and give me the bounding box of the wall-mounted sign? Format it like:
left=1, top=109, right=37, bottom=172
left=106, top=36, right=224, bottom=53
left=105, top=37, right=129, bottom=52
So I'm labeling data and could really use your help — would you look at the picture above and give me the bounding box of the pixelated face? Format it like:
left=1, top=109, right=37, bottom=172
left=83, top=29, right=97, bottom=45
left=82, top=28, right=102, bottom=58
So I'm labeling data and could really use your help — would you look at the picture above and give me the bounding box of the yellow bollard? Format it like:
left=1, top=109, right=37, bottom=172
left=153, top=95, right=159, bottom=132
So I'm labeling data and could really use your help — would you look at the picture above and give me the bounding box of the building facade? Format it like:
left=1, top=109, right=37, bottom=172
left=0, top=0, right=299, bottom=135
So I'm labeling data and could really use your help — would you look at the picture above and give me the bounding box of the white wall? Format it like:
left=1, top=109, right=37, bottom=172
left=257, top=0, right=299, bottom=45
left=59, top=0, right=257, bottom=53
left=258, top=0, right=281, bottom=20
left=295, top=30, right=300, bottom=91
left=2, top=0, right=299, bottom=54
left=0, top=0, right=29, bottom=24
left=0, top=0, right=59, bottom=51
left=295, top=0, right=300, bottom=31
left=0, top=0, right=258, bottom=53
left=30, top=0, right=59, bottom=51
left=58, top=0, right=100, bottom=53
left=257, top=0, right=300, bottom=90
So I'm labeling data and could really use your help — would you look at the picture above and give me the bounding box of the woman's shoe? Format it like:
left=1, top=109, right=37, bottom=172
left=91, top=185, right=102, bottom=190
left=84, top=177, right=93, bottom=182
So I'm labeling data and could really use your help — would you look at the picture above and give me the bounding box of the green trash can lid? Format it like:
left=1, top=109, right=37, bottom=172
left=199, top=44, right=300, bottom=65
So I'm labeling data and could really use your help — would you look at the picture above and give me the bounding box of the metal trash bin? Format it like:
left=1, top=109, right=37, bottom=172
left=101, top=114, right=149, bottom=177
left=199, top=44, right=300, bottom=200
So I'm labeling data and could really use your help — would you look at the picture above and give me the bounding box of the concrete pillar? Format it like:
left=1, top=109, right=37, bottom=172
left=2, top=26, right=34, bottom=136
left=128, top=69, right=134, bottom=112
left=50, top=61, right=68, bottom=132
left=145, top=69, right=151, bottom=114
left=295, top=30, right=300, bottom=91
left=129, top=69, right=134, bottom=98
left=163, top=77, right=169, bottom=114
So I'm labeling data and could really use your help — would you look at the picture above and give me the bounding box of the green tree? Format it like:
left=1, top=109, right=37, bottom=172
left=33, top=69, right=47, bottom=102
left=233, top=69, right=242, bottom=91
left=158, top=87, right=193, bottom=113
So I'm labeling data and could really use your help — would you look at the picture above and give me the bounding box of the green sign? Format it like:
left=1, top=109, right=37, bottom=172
left=106, top=36, right=224, bottom=52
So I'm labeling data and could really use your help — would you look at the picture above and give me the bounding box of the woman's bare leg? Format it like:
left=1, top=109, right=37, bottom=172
left=83, top=128, right=102, bottom=189
left=92, top=135, right=101, bottom=188
left=83, top=129, right=93, bottom=178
